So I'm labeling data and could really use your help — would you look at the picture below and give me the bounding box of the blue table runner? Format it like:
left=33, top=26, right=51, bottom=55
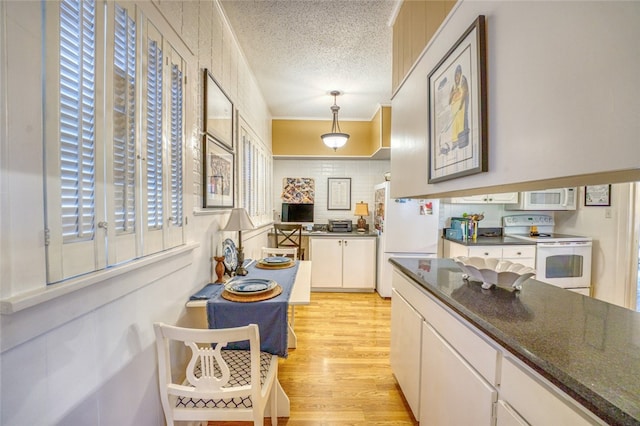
left=191, top=260, right=299, bottom=357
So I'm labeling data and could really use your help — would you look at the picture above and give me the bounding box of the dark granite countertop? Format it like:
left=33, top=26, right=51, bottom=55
left=390, top=257, right=640, bottom=426
left=444, top=235, right=535, bottom=246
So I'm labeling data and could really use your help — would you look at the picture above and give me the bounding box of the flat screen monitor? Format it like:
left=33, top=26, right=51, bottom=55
left=282, top=203, right=314, bottom=223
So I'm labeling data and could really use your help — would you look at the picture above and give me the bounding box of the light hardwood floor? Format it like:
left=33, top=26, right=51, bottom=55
left=211, top=292, right=418, bottom=425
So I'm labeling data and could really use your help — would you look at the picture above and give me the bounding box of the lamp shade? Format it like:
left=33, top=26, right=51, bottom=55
left=354, top=202, right=369, bottom=216
left=321, top=133, right=349, bottom=150
left=223, top=208, right=255, bottom=231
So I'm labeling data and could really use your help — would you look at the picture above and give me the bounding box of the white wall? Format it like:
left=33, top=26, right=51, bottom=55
left=273, top=158, right=390, bottom=226
left=554, top=183, right=636, bottom=306
left=0, top=1, right=271, bottom=424
left=391, top=1, right=640, bottom=200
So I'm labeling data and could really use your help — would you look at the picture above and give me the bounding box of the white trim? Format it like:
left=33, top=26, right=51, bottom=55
left=0, top=242, right=198, bottom=315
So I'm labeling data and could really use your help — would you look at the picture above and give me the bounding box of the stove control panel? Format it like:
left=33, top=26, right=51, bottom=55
left=503, top=215, right=554, bottom=227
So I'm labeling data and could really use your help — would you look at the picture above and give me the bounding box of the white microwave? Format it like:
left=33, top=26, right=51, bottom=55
left=506, top=188, right=577, bottom=211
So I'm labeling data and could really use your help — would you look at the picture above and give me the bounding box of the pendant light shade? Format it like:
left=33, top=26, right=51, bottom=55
left=321, top=90, right=350, bottom=151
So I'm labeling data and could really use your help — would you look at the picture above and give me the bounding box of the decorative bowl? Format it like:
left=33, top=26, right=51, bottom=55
left=453, top=256, right=536, bottom=291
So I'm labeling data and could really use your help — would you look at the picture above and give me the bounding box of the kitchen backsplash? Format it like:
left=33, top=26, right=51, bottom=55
left=273, top=158, right=390, bottom=224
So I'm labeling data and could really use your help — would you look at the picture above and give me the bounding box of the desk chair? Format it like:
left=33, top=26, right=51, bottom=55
left=261, top=247, right=298, bottom=260
left=154, top=323, right=278, bottom=426
left=274, top=224, right=304, bottom=260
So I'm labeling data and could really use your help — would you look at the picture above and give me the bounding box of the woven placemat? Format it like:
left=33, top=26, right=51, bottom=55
left=221, top=284, right=282, bottom=302
left=255, top=261, right=295, bottom=270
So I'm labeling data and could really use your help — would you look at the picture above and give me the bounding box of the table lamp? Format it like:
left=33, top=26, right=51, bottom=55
left=223, top=207, right=255, bottom=276
left=354, top=201, right=369, bottom=232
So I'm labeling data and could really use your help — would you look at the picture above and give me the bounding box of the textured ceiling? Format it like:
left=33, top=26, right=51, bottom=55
left=219, top=0, right=399, bottom=121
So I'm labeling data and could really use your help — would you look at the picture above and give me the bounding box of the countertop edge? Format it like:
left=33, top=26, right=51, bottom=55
left=390, top=258, right=636, bottom=426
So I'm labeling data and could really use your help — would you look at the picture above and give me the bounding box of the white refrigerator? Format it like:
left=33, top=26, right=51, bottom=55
left=374, top=182, right=440, bottom=297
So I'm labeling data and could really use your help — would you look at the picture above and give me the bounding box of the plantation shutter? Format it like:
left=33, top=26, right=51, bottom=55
left=146, top=39, right=163, bottom=231
left=112, top=3, right=136, bottom=235
left=169, top=62, right=183, bottom=227
left=59, top=0, right=96, bottom=242
left=46, top=0, right=106, bottom=282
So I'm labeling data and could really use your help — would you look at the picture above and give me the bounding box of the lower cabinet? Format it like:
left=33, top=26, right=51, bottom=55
left=420, top=322, right=497, bottom=425
left=391, top=267, right=604, bottom=425
left=443, top=240, right=536, bottom=268
left=496, top=400, right=529, bottom=426
left=499, top=356, right=600, bottom=425
left=310, top=237, right=375, bottom=290
left=390, top=288, right=422, bottom=418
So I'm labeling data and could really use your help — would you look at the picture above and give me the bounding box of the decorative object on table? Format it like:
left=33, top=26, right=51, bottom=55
left=256, top=256, right=295, bottom=270
left=327, top=177, right=351, bottom=210
left=222, top=238, right=238, bottom=274
left=222, top=208, right=255, bottom=276
left=453, top=256, right=536, bottom=291
left=281, top=177, right=315, bottom=203
left=320, top=90, right=350, bottom=151
left=221, top=278, right=283, bottom=302
left=354, top=201, right=369, bottom=232
left=428, top=15, right=487, bottom=183
left=203, top=69, right=233, bottom=150
left=214, top=255, right=226, bottom=284
left=225, top=278, right=278, bottom=295
left=585, top=184, right=611, bottom=206
left=203, top=134, right=234, bottom=208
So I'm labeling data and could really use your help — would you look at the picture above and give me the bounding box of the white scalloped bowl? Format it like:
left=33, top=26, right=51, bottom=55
left=453, top=256, right=536, bottom=290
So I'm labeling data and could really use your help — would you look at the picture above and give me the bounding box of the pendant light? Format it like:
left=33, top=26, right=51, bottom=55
left=321, top=90, right=350, bottom=151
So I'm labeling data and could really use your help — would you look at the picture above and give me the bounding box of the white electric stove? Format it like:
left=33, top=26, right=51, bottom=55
left=503, top=215, right=592, bottom=295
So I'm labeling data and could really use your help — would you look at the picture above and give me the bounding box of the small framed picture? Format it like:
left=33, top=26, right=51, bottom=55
left=327, top=177, right=351, bottom=210
left=203, top=134, right=234, bottom=208
left=585, top=185, right=611, bottom=206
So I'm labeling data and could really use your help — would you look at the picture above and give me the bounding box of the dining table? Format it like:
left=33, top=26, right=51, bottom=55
left=185, top=259, right=312, bottom=417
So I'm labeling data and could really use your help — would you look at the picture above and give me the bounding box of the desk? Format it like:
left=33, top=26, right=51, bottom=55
left=185, top=260, right=311, bottom=417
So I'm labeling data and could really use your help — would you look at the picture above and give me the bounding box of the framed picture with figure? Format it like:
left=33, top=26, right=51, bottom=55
left=428, top=16, right=487, bottom=183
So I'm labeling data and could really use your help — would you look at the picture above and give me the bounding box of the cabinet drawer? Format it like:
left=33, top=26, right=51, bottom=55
left=502, top=246, right=535, bottom=259
left=501, top=356, right=603, bottom=425
left=468, top=246, right=502, bottom=258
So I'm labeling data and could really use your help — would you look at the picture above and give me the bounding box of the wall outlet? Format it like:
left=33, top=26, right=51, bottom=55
left=605, top=208, right=612, bottom=219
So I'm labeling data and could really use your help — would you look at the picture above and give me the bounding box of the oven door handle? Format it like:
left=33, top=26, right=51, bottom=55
left=537, top=241, right=592, bottom=247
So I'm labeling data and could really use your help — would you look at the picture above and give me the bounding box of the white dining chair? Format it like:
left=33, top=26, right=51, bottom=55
left=153, top=322, right=278, bottom=426
left=261, top=247, right=298, bottom=260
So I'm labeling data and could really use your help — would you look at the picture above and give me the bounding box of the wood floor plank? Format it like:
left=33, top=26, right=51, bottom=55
left=209, top=292, right=418, bottom=425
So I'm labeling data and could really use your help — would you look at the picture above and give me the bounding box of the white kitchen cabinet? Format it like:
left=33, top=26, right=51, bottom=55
left=310, top=237, right=375, bottom=290
left=444, top=240, right=536, bottom=268
left=496, top=400, right=529, bottom=426
left=500, top=356, right=603, bottom=425
left=451, top=192, right=518, bottom=204
left=390, top=288, right=422, bottom=419
left=420, top=322, right=497, bottom=425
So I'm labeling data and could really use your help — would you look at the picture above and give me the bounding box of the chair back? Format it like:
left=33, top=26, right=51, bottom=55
left=274, top=223, right=304, bottom=259
left=153, top=323, right=278, bottom=425
left=261, top=247, right=298, bottom=260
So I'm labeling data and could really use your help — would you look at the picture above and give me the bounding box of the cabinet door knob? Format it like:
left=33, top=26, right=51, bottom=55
left=517, top=252, right=522, bottom=255
left=484, top=252, right=489, bottom=256
left=344, top=240, right=348, bottom=246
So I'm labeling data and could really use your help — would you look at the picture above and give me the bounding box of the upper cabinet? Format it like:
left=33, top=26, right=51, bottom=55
left=451, top=192, right=518, bottom=204
left=392, top=1, right=457, bottom=93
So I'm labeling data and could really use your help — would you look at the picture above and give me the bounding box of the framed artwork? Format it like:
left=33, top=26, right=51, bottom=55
left=204, top=69, right=234, bottom=150
left=585, top=185, right=611, bottom=206
left=428, top=15, right=487, bottom=183
left=327, top=177, right=351, bottom=210
left=203, top=134, right=234, bottom=208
